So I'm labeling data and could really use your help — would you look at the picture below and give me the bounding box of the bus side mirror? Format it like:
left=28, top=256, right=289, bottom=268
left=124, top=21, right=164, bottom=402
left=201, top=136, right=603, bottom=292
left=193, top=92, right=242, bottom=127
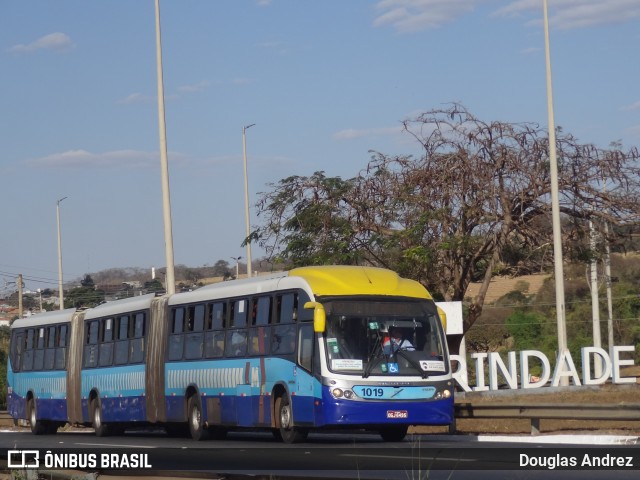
left=437, top=306, right=447, bottom=331
left=304, top=301, right=326, bottom=333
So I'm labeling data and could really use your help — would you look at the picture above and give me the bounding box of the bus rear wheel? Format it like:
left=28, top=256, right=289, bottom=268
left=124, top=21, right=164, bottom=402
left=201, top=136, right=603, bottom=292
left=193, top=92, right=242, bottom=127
left=188, top=396, right=209, bottom=441
left=274, top=395, right=308, bottom=444
left=379, top=425, right=408, bottom=442
left=27, top=399, right=46, bottom=435
left=91, top=398, right=110, bottom=437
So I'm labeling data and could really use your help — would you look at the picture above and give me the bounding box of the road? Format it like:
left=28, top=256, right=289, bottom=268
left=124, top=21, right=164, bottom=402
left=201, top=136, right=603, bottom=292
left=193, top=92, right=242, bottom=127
left=1, top=428, right=639, bottom=479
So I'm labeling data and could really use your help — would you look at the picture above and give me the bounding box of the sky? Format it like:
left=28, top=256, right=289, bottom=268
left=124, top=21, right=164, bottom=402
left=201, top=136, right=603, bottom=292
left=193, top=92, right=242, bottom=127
left=1, top=0, right=639, bottom=294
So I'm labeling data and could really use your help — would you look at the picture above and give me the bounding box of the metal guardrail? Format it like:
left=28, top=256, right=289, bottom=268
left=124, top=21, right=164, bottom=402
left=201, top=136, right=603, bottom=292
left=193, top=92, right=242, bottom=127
left=3, top=405, right=640, bottom=435
left=453, top=402, right=640, bottom=435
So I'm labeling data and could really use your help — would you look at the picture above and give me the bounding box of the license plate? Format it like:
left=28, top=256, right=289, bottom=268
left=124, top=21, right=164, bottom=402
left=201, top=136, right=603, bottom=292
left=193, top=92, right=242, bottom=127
left=386, top=410, right=408, bottom=419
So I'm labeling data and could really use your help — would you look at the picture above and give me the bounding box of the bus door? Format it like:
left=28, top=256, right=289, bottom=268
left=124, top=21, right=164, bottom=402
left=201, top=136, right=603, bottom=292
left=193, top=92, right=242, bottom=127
left=291, top=324, right=316, bottom=424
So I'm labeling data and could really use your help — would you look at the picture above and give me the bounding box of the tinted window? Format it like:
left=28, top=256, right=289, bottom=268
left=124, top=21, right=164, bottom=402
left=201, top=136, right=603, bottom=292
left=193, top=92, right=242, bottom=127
left=272, top=324, right=296, bottom=355
left=225, top=330, right=247, bottom=357
left=256, top=297, right=271, bottom=326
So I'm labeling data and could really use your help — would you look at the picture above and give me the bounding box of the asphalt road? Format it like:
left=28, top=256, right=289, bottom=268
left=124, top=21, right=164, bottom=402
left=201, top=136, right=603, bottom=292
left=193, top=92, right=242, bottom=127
left=1, top=429, right=639, bottom=479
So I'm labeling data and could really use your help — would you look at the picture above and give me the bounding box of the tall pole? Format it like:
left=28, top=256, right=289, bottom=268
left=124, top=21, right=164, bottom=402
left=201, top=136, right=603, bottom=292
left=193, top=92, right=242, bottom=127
left=155, top=0, right=175, bottom=295
left=543, top=0, right=568, bottom=372
left=242, top=124, right=255, bottom=278
left=604, top=219, right=614, bottom=353
left=37, top=288, right=43, bottom=313
left=56, top=196, right=67, bottom=310
left=589, top=220, right=603, bottom=377
left=18, top=274, right=23, bottom=319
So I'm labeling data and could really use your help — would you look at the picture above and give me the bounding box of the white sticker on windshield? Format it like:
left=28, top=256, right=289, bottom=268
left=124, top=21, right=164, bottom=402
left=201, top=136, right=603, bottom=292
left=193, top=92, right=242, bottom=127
left=420, top=360, right=445, bottom=371
left=332, top=359, right=363, bottom=370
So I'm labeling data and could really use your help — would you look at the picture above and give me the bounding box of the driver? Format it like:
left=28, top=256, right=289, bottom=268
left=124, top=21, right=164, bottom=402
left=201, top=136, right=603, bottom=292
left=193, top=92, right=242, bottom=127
left=383, top=327, right=415, bottom=354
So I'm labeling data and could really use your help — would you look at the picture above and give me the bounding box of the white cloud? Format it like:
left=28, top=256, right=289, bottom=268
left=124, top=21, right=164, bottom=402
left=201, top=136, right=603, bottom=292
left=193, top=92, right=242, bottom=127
left=493, top=0, right=640, bottom=30
left=333, top=126, right=403, bottom=140
left=177, top=81, right=210, bottom=93
left=373, top=0, right=480, bottom=32
left=25, top=150, right=162, bottom=169
left=116, top=93, right=152, bottom=105
left=373, top=0, right=640, bottom=32
left=7, top=32, right=74, bottom=53
left=621, top=101, right=640, bottom=111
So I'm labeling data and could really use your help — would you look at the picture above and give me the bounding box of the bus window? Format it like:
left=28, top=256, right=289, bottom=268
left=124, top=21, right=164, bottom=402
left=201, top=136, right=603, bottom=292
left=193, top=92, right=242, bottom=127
left=99, top=318, right=114, bottom=367
left=208, top=302, right=226, bottom=330
left=255, top=297, right=271, bottom=326
left=169, top=309, right=185, bottom=361
left=33, top=327, right=46, bottom=370
left=23, top=329, right=35, bottom=371
left=248, top=326, right=269, bottom=356
left=55, top=325, right=67, bottom=370
left=43, top=326, right=57, bottom=370
left=173, top=308, right=185, bottom=333
left=298, top=325, right=314, bottom=372
left=130, top=313, right=146, bottom=363
left=193, top=304, right=205, bottom=332
left=225, top=329, right=247, bottom=357
left=11, top=332, right=24, bottom=372
left=278, top=294, right=295, bottom=323
left=114, top=315, right=129, bottom=365
left=231, top=299, right=247, bottom=328
left=185, top=306, right=204, bottom=360
left=297, top=291, right=314, bottom=322
left=204, top=330, right=225, bottom=358
left=84, top=321, right=99, bottom=368
left=272, top=324, right=296, bottom=355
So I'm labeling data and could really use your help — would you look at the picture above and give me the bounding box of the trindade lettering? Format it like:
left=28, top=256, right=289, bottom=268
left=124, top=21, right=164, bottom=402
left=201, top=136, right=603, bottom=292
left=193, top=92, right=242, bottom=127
left=451, top=345, right=636, bottom=392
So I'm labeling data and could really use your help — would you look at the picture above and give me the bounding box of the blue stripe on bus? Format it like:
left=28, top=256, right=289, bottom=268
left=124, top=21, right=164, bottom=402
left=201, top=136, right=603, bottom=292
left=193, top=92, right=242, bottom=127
left=164, top=357, right=322, bottom=426
left=81, top=364, right=147, bottom=423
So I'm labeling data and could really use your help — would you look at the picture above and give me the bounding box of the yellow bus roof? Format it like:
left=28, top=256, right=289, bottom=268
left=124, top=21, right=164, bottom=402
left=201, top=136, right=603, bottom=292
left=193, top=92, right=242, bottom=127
left=288, top=266, right=432, bottom=300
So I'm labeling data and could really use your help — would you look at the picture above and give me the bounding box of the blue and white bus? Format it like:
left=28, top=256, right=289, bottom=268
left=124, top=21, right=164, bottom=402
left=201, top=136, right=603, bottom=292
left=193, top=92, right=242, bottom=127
left=7, top=266, right=454, bottom=443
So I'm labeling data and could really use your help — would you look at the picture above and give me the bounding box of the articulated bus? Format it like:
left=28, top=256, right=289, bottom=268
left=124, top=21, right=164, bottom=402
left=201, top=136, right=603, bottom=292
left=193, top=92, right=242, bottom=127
left=7, top=266, right=454, bottom=443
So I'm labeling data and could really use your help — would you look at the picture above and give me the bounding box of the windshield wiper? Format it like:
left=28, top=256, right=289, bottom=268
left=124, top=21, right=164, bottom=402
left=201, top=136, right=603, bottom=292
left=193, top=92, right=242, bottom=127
left=395, top=349, right=429, bottom=379
left=362, top=334, right=384, bottom=379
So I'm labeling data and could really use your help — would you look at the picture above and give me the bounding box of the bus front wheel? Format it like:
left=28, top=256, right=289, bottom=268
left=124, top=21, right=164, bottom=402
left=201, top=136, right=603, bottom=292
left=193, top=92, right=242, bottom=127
left=188, top=396, right=208, bottom=441
left=274, top=395, right=308, bottom=444
left=27, top=399, right=46, bottom=435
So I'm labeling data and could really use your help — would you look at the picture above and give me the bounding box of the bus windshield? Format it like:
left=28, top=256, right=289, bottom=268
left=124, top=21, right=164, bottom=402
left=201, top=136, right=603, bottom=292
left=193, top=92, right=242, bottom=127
left=323, top=299, right=448, bottom=377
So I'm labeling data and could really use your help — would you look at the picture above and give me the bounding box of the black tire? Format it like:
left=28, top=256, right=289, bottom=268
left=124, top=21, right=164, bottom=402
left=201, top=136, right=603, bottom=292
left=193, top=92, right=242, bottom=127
left=275, top=395, right=308, bottom=444
left=27, top=399, right=46, bottom=435
left=91, top=398, right=110, bottom=437
left=45, top=422, right=60, bottom=435
left=379, top=425, right=408, bottom=442
left=188, top=396, right=208, bottom=441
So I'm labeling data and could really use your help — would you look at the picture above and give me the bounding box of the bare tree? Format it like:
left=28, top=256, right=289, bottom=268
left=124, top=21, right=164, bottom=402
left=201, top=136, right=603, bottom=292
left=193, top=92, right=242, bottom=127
left=254, top=104, right=640, bottom=338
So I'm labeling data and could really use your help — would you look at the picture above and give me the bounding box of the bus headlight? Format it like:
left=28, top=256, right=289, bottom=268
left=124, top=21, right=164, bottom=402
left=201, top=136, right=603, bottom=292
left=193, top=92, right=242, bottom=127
left=434, top=392, right=443, bottom=400
left=331, top=388, right=344, bottom=398
left=442, top=389, right=451, bottom=399
left=343, top=390, right=354, bottom=399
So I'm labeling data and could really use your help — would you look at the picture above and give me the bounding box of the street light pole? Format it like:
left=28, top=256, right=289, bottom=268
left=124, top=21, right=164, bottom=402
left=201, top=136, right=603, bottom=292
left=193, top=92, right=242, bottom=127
left=56, top=196, right=67, bottom=310
left=543, top=0, right=568, bottom=373
left=155, top=0, right=176, bottom=295
left=242, top=124, right=255, bottom=278
left=231, top=256, right=242, bottom=279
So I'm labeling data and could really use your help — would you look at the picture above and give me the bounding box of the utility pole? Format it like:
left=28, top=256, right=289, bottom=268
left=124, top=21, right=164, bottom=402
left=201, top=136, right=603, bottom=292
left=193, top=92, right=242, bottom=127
left=18, top=274, right=23, bottom=319
left=543, top=0, right=569, bottom=383
left=604, top=220, right=615, bottom=353
left=589, top=220, right=603, bottom=377
left=242, top=124, right=255, bottom=278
